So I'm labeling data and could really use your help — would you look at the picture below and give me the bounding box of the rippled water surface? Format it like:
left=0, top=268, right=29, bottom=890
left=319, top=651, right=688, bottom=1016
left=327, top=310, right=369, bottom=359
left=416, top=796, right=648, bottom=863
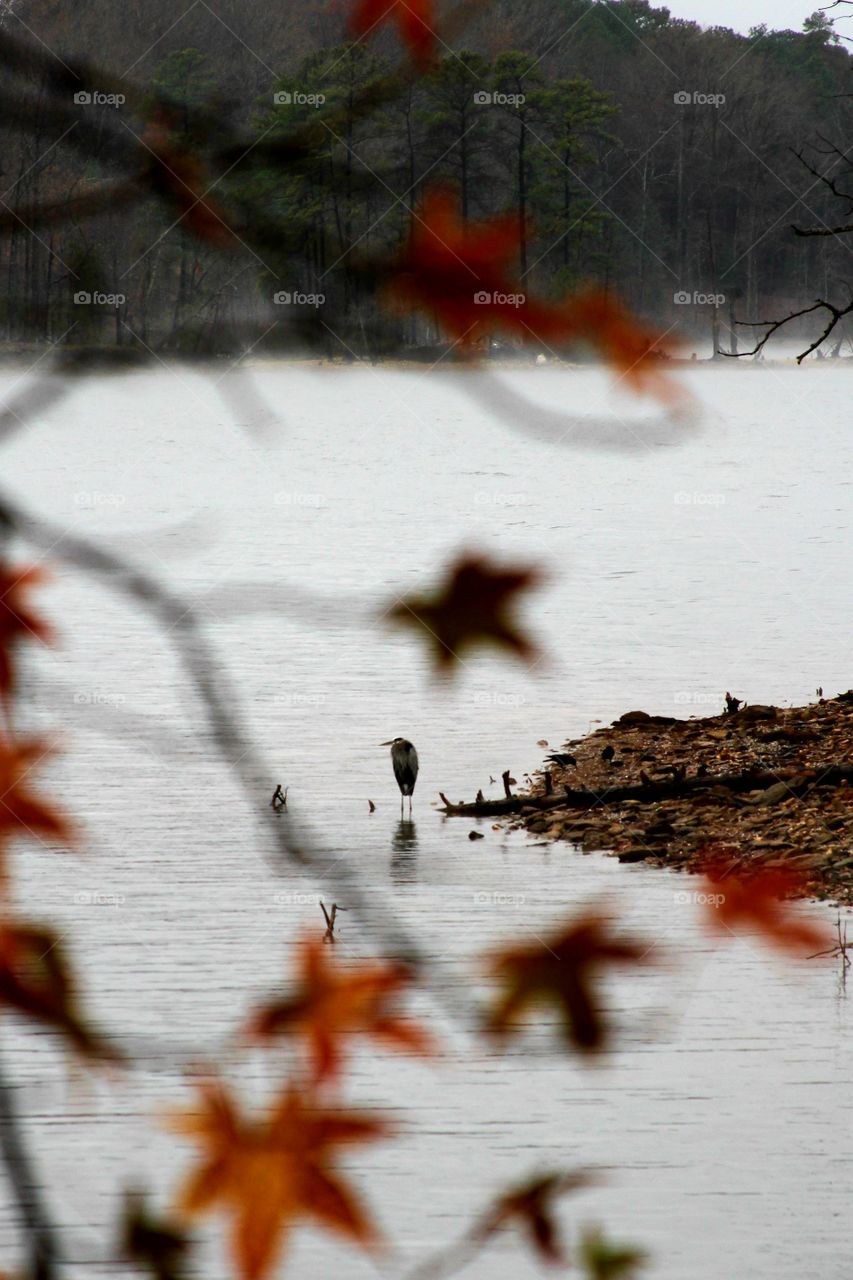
left=2, top=360, right=852, bottom=1278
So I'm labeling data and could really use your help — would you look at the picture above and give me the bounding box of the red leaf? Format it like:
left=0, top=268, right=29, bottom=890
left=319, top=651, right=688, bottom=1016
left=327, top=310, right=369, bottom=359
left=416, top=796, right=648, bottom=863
left=0, top=738, right=71, bottom=887
left=699, top=856, right=830, bottom=955
left=247, top=936, right=432, bottom=1081
left=386, top=552, right=541, bottom=673
left=0, top=565, right=51, bottom=698
left=350, top=0, right=437, bottom=68
left=486, top=911, right=650, bottom=1053
left=389, top=188, right=674, bottom=394
left=476, top=1170, right=595, bottom=1265
left=143, top=110, right=237, bottom=249
left=170, top=1081, right=390, bottom=1280
left=0, top=921, right=114, bottom=1057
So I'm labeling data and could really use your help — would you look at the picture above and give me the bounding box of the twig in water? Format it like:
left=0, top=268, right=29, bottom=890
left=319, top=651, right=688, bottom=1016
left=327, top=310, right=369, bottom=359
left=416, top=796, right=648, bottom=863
left=320, top=901, right=345, bottom=944
left=808, top=914, right=851, bottom=975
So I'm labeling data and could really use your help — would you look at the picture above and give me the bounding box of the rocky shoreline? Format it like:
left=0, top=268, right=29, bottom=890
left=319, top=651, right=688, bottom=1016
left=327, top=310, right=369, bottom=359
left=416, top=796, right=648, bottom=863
left=445, top=693, right=853, bottom=904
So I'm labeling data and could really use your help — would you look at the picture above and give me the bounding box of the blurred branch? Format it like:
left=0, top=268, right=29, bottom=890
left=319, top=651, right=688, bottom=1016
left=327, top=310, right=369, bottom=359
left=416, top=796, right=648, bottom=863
left=0, top=1044, right=59, bottom=1280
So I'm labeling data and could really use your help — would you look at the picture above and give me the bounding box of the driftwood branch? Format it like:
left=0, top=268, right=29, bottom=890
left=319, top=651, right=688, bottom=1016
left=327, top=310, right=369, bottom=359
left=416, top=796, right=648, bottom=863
left=439, top=764, right=853, bottom=816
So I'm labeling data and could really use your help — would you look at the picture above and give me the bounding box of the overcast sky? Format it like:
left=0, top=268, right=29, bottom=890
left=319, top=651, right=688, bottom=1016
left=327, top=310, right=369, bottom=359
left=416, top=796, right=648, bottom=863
left=664, top=0, right=834, bottom=34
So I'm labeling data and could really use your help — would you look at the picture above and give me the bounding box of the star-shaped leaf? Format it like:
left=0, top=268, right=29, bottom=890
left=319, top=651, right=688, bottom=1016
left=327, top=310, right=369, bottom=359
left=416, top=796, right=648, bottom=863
left=143, top=109, right=237, bottom=249
left=476, top=1170, right=595, bottom=1265
left=699, top=857, right=830, bottom=955
left=0, top=737, right=71, bottom=888
left=170, top=1082, right=390, bottom=1280
left=350, top=0, right=437, bottom=68
left=485, top=912, right=649, bottom=1053
left=0, top=921, right=114, bottom=1058
left=247, top=937, right=432, bottom=1081
left=386, top=553, right=541, bottom=674
left=0, top=564, right=51, bottom=698
left=388, top=189, right=672, bottom=393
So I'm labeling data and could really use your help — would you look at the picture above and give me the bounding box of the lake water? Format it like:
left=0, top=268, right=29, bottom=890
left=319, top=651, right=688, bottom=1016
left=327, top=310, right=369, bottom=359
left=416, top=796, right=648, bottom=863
left=2, top=359, right=852, bottom=1278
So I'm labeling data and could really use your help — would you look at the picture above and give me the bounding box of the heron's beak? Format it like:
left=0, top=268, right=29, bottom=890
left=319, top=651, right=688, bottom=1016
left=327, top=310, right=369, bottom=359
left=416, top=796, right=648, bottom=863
left=379, top=740, right=394, bottom=746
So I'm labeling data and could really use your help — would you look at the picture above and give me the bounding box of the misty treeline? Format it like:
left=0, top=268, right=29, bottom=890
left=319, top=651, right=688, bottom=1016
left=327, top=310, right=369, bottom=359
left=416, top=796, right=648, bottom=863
left=2, top=0, right=852, bottom=356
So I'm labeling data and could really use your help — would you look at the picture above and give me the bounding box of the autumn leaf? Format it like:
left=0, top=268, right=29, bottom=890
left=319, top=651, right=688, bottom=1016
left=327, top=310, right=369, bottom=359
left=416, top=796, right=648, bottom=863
left=0, top=564, right=51, bottom=698
left=247, top=936, right=432, bottom=1081
left=386, top=553, right=541, bottom=673
left=0, top=737, right=71, bottom=887
left=143, top=110, right=237, bottom=249
left=170, top=1081, right=390, bottom=1280
left=122, top=1190, right=192, bottom=1280
left=485, top=912, right=649, bottom=1053
left=579, top=1227, right=648, bottom=1279
left=388, top=188, right=673, bottom=392
left=476, top=1170, right=595, bottom=1266
left=698, top=858, right=830, bottom=955
left=0, top=921, right=114, bottom=1057
left=350, top=0, right=437, bottom=68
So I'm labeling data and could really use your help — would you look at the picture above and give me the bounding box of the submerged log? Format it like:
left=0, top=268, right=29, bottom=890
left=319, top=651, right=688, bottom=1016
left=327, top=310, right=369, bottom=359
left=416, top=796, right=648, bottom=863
left=438, top=764, right=853, bottom=817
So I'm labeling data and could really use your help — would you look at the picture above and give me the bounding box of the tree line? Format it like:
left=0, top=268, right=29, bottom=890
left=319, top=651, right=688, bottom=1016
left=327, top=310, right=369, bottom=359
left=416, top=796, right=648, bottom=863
left=1, top=0, right=852, bottom=355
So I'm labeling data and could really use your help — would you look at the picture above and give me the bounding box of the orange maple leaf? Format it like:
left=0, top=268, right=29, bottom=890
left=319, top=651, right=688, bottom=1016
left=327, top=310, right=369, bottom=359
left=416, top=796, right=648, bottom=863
left=0, top=921, right=114, bottom=1057
left=350, top=0, right=437, bottom=68
left=0, top=564, right=51, bottom=697
left=486, top=912, right=649, bottom=1053
left=247, top=937, right=432, bottom=1080
left=170, top=1082, right=390, bottom=1280
left=0, top=738, right=71, bottom=886
left=698, top=858, right=830, bottom=955
left=386, top=553, right=541, bottom=673
left=476, top=1169, right=595, bottom=1265
left=388, top=188, right=673, bottom=393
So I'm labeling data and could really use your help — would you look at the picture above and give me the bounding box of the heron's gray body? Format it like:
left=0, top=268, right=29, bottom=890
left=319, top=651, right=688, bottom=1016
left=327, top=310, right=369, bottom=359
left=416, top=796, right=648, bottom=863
left=382, top=737, right=419, bottom=811
left=391, top=739, right=419, bottom=795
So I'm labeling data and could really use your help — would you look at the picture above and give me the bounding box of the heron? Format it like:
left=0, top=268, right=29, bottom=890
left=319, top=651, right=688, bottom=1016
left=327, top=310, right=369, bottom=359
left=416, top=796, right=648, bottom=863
left=380, top=738, right=419, bottom=814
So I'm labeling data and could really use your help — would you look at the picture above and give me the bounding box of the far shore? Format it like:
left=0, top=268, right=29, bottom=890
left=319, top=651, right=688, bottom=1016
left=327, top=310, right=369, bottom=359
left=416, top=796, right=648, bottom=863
left=0, top=342, right=850, bottom=372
